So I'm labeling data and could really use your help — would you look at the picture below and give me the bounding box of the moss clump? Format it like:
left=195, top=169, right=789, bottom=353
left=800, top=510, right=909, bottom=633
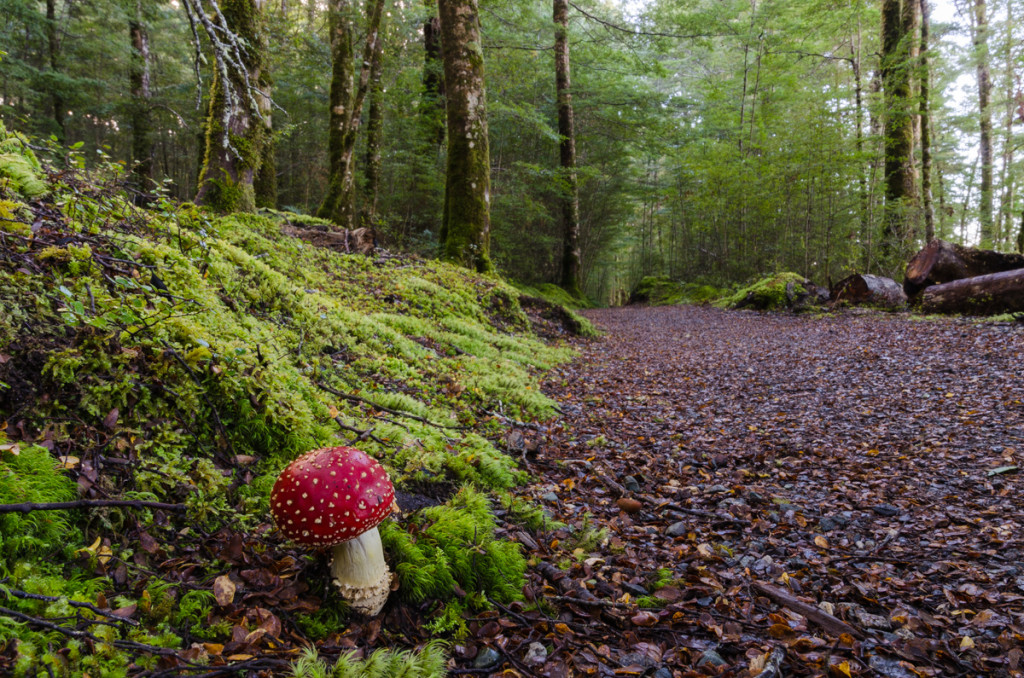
left=0, top=443, right=79, bottom=561
left=382, top=486, right=526, bottom=603
left=716, top=272, right=819, bottom=311
left=629, top=276, right=726, bottom=306
left=0, top=122, right=47, bottom=200
left=290, top=641, right=448, bottom=678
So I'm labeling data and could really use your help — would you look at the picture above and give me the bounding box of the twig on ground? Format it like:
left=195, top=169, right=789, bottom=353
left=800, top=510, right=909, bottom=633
left=0, top=499, right=187, bottom=514
left=0, top=588, right=140, bottom=625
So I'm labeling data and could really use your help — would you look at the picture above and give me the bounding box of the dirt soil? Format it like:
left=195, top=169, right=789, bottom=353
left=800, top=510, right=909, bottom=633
left=470, top=305, right=1024, bottom=677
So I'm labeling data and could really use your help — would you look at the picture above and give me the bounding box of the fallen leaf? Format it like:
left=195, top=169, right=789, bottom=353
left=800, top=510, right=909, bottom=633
left=214, top=574, right=237, bottom=606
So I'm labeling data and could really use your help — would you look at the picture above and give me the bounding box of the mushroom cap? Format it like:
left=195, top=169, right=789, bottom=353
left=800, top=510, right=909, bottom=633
left=270, top=446, right=395, bottom=547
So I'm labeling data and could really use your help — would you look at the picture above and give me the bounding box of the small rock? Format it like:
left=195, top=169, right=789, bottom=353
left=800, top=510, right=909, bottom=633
left=739, top=555, right=756, bottom=568
left=868, top=655, right=916, bottom=678
left=666, top=520, right=688, bottom=537
left=747, top=491, right=766, bottom=504
left=819, top=517, right=839, bottom=531
left=705, top=485, right=729, bottom=494
left=697, top=649, right=727, bottom=668
left=524, top=642, right=547, bottom=666
left=871, top=504, right=900, bottom=517
left=652, top=669, right=673, bottom=678
left=541, top=492, right=559, bottom=503
left=622, top=582, right=649, bottom=596
left=619, top=652, right=658, bottom=670
left=835, top=512, right=853, bottom=526
left=473, top=647, right=501, bottom=669
left=622, top=475, right=641, bottom=492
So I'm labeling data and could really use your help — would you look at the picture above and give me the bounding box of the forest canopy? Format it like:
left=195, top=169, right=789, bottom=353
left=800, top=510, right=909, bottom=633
left=1, top=0, right=1020, bottom=303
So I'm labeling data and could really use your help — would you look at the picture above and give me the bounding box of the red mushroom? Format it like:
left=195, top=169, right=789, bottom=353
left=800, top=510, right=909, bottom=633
left=270, top=446, right=396, bottom=615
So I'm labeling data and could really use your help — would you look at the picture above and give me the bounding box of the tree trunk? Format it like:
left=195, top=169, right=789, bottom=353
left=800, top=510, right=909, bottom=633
left=254, top=24, right=276, bottom=208
left=362, top=19, right=385, bottom=228
left=880, top=0, right=918, bottom=265
left=316, top=0, right=384, bottom=229
left=46, top=0, right=66, bottom=141
left=437, top=0, right=493, bottom=272
left=919, top=0, right=934, bottom=241
left=904, top=238, right=1024, bottom=296
left=195, top=0, right=268, bottom=213
left=554, top=0, right=582, bottom=298
left=129, top=2, right=154, bottom=193
left=973, top=0, right=994, bottom=244
left=832, top=274, right=908, bottom=309
left=420, top=9, right=445, bottom=149
left=995, top=0, right=1015, bottom=245
left=920, top=268, right=1024, bottom=315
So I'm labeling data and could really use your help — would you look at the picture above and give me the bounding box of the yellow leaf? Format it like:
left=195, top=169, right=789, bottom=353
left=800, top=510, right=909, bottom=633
left=834, top=661, right=852, bottom=678
left=960, top=635, right=975, bottom=650
left=97, top=544, right=113, bottom=566
left=814, top=536, right=829, bottom=549
left=58, top=455, right=80, bottom=469
left=0, top=442, right=20, bottom=456
left=328, top=406, right=339, bottom=418
left=779, top=571, right=791, bottom=585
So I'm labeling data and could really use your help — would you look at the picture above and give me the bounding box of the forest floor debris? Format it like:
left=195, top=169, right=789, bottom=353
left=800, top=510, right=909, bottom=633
left=481, top=305, right=1024, bottom=677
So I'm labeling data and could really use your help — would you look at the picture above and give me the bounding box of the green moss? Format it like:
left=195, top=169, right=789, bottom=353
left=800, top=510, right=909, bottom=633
left=0, top=125, right=47, bottom=200
left=716, top=272, right=810, bottom=311
left=290, top=641, right=448, bottom=678
left=630, top=276, right=727, bottom=306
left=0, top=444, right=79, bottom=561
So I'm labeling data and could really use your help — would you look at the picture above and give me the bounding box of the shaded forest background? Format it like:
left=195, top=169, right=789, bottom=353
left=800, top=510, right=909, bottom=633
left=2, top=0, right=1021, bottom=303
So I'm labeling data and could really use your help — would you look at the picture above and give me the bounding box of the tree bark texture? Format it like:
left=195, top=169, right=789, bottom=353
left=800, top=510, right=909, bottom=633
left=920, top=268, right=1024, bottom=315
left=973, top=0, right=994, bottom=244
left=437, top=0, right=493, bottom=272
left=195, top=0, right=268, bottom=213
left=421, top=10, right=446, bottom=149
left=880, top=0, right=918, bottom=264
left=904, top=238, right=1024, bottom=296
left=253, top=65, right=277, bottom=209
left=554, top=0, right=582, bottom=298
left=362, top=22, right=385, bottom=227
left=317, top=0, right=384, bottom=229
left=918, top=0, right=934, bottom=241
left=129, top=3, right=154, bottom=192
left=832, top=274, right=908, bottom=309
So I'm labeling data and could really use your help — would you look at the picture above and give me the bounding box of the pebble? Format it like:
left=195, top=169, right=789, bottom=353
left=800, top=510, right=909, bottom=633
left=871, top=504, right=900, bottom=517
left=619, top=651, right=658, bottom=669
left=473, top=647, right=501, bottom=668
left=666, top=520, right=688, bottom=537
left=622, top=581, right=649, bottom=596
left=541, top=492, right=559, bottom=503
left=705, top=484, right=729, bottom=494
left=524, top=642, right=547, bottom=666
left=623, top=475, right=641, bottom=492
left=652, top=669, right=673, bottom=678
left=697, top=649, right=728, bottom=668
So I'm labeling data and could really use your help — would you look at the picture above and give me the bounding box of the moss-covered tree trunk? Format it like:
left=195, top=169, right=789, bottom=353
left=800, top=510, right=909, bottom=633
left=421, top=7, right=445, bottom=149
left=253, top=62, right=276, bottom=208
left=437, top=0, right=492, bottom=272
left=317, top=0, right=384, bottom=229
left=973, top=0, right=994, bottom=244
left=361, top=22, right=384, bottom=227
left=195, top=0, right=268, bottom=213
left=554, top=0, right=581, bottom=297
left=880, top=0, right=918, bottom=264
left=129, top=1, right=154, bottom=193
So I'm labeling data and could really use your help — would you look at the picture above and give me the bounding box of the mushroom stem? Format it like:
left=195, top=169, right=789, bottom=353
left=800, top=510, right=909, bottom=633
left=329, top=527, right=391, bottom=616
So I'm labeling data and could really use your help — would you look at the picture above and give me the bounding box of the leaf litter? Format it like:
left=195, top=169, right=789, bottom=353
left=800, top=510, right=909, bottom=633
left=484, top=305, right=1024, bottom=677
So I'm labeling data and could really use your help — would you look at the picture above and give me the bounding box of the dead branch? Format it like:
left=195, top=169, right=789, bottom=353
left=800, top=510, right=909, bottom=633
left=0, top=499, right=187, bottom=514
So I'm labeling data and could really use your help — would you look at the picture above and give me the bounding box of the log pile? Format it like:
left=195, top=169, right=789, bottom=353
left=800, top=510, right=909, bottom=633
left=904, top=239, right=1024, bottom=297
left=904, top=239, right=1024, bottom=315
left=831, top=274, right=907, bottom=310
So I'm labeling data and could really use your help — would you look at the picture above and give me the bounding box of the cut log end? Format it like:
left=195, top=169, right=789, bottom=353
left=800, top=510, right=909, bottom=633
left=831, top=274, right=907, bottom=310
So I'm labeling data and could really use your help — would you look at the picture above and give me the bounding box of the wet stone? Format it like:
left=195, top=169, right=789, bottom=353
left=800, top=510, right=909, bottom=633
left=697, top=649, right=728, bottom=668
left=622, top=475, right=641, bottom=493
left=524, top=642, right=547, bottom=666
left=473, top=647, right=501, bottom=669
left=666, top=520, right=688, bottom=537
left=871, top=504, right=900, bottom=517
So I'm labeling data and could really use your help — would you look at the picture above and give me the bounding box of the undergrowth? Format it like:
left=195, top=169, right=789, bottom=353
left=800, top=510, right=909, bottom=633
left=0, top=122, right=579, bottom=674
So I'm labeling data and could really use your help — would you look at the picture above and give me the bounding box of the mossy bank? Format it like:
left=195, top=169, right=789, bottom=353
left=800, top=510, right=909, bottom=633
left=0, top=122, right=587, bottom=677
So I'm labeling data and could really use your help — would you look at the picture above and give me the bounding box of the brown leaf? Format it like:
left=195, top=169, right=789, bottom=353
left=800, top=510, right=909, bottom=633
left=213, top=575, right=237, bottom=607
left=102, top=408, right=120, bottom=430
left=630, top=611, right=658, bottom=626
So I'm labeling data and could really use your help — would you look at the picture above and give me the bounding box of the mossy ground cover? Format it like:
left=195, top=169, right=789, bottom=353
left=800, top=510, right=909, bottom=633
left=0, top=123, right=579, bottom=676
left=628, top=276, right=726, bottom=306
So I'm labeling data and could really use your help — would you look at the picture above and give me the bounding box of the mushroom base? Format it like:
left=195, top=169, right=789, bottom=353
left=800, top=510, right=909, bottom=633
left=330, top=527, right=392, bottom=616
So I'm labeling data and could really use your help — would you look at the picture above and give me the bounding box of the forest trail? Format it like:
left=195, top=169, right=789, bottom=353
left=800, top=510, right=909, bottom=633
left=496, top=306, right=1024, bottom=676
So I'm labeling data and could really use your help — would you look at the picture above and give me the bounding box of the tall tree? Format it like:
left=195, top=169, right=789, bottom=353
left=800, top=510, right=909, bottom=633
left=361, top=15, right=385, bottom=227
left=316, top=0, right=385, bottom=229
left=128, top=0, right=154, bottom=192
left=437, top=0, right=492, bottom=271
left=420, top=4, right=446, bottom=149
left=973, top=0, right=994, bottom=244
left=192, top=0, right=271, bottom=213
left=919, top=0, right=934, bottom=240
left=45, top=0, right=66, bottom=140
left=880, top=0, right=918, bottom=262
left=553, top=0, right=582, bottom=297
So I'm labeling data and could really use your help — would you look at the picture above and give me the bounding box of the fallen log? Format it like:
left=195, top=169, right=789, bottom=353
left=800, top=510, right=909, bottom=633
left=752, top=582, right=865, bottom=639
left=919, top=268, right=1024, bottom=315
left=831, top=274, right=907, bottom=310
left=904, top=239, right=1024, bottom=297
left=282, top=224, right=376, bottom=255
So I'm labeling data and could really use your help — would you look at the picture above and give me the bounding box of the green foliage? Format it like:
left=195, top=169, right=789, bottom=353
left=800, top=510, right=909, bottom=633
left=0, top=122, right=46, bottom=199
left=382, top=487, right=525, bottom=604
left=290, top=641, right=448, bottom=678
